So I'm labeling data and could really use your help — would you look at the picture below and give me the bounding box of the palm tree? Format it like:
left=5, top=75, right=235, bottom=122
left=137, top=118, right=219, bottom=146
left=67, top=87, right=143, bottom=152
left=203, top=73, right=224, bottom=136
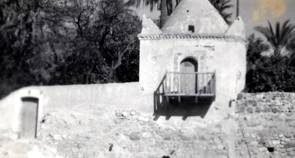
left=255, top=20, right=295, bottom=57
left=132, top=0, right=233, bottom=26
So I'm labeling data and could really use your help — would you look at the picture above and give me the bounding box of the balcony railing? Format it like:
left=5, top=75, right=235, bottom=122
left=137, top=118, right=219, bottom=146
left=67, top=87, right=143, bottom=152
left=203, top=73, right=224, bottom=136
left=155, top=71, right=216, bottom=97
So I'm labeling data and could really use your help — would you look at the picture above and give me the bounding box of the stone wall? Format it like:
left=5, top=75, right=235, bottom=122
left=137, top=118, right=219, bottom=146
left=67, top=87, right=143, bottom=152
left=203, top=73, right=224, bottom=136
left=235, top=92, right=295, bottom=158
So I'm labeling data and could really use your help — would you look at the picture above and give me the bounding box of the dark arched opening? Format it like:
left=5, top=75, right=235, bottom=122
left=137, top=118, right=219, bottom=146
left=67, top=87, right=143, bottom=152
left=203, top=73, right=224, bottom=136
left=180, top=57, right=198, bottom=71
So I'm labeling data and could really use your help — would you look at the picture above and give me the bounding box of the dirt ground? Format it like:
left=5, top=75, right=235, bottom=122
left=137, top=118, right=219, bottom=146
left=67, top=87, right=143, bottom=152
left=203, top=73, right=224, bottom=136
left=0, top=104, right=233, bottom=158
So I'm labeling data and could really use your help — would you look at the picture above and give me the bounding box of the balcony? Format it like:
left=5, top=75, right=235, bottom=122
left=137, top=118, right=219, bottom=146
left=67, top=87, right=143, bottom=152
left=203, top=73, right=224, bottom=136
left=153, top=72, right=216, bottom=118
left=155, top=71, right=216, bottom=98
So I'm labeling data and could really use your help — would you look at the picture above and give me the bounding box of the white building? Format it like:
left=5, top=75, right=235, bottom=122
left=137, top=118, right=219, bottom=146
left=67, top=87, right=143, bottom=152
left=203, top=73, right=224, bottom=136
left=0, top=0, right=247, bottom=139
left=139, top=0, right=246, bottom=119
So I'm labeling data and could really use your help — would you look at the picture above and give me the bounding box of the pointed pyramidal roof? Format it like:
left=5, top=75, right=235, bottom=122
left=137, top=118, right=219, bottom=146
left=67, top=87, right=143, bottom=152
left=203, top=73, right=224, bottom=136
left=141, top=15, right=162, bottom=34
left=226, top=17, right=246, bottom=38
left=161, top=0, right=229, bottom=34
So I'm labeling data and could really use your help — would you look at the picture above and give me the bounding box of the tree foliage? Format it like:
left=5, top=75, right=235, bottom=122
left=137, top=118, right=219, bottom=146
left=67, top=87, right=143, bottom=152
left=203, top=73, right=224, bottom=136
left=0, top=0, right=141, bottom=97
left=255, top=20, right=295, bottom=57
left=51, top=0, right=141, bottom=84
left=0, top=0, right=40, bottom=96
left=246, top=20, right=295, bottom=92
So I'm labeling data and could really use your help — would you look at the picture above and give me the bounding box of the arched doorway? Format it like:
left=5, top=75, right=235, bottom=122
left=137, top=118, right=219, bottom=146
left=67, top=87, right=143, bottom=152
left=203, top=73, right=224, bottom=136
left=180, top=57, right=198, bottom=94
left=20, top=97, right=39, bottom=138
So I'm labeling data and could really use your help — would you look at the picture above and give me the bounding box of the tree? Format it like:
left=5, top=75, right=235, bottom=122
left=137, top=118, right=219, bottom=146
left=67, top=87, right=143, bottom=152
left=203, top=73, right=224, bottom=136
left=51, top=0, right=141, bottom=84
left=255, top=20, right=295, bottom=57
left=246, top=20, right=295, bottom=92
left=0, top=0, right=41, bottom=97
left=245, top=34, right=270, bottom=92
left=0, top=0, right=141, bottom=97
left=94, top=0, right=141, bottom=82
left=246, top=33, right=295, bottom=92
left=132, top=0, right=233, bottom=26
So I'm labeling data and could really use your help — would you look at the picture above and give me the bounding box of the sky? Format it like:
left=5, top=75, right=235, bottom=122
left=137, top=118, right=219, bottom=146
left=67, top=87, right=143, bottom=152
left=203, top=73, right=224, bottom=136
left=237, top=0, right=295, bottom=35
left=135, top=0, right=295, bottom=35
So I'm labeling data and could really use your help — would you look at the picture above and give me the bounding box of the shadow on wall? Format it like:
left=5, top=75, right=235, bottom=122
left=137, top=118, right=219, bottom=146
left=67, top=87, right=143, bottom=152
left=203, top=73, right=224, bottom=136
left=153, top=94, right=215, bottom=120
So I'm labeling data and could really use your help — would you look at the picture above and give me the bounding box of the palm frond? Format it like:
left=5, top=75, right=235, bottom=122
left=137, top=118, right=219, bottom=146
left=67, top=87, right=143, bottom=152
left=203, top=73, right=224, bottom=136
left=267, top=21, right=278, bottom=47
left=256, top=20, right=295, bottom=56
left=209, top=0, right=233, bottom=24
left=255, top=26, right=271, bottom=42
left=124, top=0, right=137, bottom=7
left=275, top=22, right=280, bottom=45
left=281, top=20, right=295, bottom=45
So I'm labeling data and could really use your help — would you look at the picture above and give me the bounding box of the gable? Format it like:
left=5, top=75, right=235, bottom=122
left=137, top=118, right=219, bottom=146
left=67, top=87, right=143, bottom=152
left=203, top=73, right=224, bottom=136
left=161, top=0, right=229, bottom=34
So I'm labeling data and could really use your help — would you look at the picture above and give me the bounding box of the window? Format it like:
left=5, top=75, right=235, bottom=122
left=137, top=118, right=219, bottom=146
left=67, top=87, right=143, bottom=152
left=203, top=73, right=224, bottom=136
left=188, top=25, right=195, bottom=33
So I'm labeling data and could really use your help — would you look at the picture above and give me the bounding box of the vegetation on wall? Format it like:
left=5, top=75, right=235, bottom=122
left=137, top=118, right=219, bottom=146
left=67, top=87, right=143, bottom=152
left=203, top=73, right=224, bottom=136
left=246, top=20, right=295, bottom=92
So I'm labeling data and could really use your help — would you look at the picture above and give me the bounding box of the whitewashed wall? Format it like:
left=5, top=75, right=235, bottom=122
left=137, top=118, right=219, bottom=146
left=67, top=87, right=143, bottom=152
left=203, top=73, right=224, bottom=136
left=0, top=82, right=153, bottom=138
left=139, top=37, right=247, bottom=120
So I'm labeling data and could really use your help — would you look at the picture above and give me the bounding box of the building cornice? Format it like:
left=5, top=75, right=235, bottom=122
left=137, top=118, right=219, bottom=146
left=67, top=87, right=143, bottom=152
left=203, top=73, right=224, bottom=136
left=138, top=33, right=246, bottom=42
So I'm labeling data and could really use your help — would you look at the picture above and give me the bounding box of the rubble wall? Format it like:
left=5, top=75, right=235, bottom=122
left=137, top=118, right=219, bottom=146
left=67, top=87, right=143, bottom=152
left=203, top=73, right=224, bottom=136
left=235, top=92, right=295, bottom=158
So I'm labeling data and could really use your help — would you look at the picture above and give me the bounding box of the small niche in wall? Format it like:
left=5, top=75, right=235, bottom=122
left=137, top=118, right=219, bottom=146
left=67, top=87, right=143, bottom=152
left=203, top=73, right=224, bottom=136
left=267, top=147, right=275, bottom=153
left=20, top=97, right=39, bottom=139
left=188, top=25, right=195, bottom=33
